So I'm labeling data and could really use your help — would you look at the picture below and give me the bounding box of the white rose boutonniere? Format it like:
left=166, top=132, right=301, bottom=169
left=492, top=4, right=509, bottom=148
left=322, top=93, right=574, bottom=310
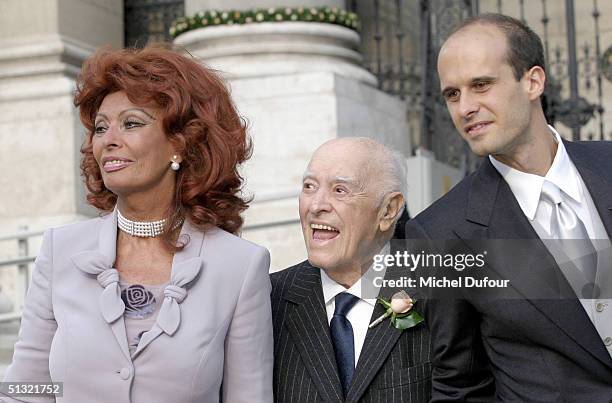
left=368, top=290, right=424, bottom=330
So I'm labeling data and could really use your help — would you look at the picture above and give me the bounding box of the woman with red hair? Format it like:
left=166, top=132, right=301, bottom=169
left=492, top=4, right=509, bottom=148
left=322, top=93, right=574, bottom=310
left=2, top=45, right=273, bottom=403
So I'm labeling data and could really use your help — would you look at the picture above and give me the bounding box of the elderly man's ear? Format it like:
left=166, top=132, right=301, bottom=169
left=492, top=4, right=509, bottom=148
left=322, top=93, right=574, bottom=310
left=378, top=192, right=405, bottom=232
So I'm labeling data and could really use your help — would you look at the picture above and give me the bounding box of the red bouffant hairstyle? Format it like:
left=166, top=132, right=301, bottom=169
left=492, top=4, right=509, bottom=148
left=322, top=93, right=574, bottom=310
left=74, top=44, right=252, bottom=246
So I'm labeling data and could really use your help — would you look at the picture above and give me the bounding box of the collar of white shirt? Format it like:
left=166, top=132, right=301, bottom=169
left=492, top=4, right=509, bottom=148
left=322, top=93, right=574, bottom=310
left=320, top=243, right=390, bottom=309
left=488, top=125, right=582, bottom=220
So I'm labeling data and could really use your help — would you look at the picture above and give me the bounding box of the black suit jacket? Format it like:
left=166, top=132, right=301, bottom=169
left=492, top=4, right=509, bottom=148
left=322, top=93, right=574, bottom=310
left=271, top=260, right=431, bottom=403
left=406, top=140, right=612, bottom=402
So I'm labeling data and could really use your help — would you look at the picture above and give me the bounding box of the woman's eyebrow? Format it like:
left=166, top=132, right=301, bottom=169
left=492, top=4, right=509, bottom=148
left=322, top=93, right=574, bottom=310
left=121, top=108, right=156, bottom=120
left=95, top=108, right=156, bottom=121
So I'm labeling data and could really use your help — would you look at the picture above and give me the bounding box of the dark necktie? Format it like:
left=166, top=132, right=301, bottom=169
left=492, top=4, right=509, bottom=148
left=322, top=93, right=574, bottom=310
left=330, top=292, right=360, bottom=397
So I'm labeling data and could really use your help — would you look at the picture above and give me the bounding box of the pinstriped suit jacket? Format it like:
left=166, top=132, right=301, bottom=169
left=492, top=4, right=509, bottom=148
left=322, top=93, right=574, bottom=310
left=271, top=260, right=431, bottom=403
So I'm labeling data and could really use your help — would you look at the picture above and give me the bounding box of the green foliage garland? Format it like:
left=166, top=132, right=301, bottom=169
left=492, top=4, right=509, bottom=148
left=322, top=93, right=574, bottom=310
left=170, top=6, right=360, bottom=38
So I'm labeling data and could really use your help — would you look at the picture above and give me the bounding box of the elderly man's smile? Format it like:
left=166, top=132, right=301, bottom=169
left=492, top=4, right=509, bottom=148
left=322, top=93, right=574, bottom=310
left=310, top=223, right=340, bottom=243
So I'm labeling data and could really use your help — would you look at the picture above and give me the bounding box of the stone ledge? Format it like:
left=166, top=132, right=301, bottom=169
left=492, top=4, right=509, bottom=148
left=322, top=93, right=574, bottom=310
left=0, top=34, right=94, bottom=101
left=175, top=22, right=376, bottom=85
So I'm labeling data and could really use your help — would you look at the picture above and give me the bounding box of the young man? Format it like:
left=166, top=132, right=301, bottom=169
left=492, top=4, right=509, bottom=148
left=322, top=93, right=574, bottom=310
left=409, top=13, right=612, bottom=401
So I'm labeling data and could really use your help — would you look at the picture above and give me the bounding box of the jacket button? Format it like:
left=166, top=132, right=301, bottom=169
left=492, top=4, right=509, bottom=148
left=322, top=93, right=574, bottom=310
left=604, top=337, right=612, bottom=347
left=119, top=367, right=131, bottom=380
left=596, top=302, right=606, bottom=312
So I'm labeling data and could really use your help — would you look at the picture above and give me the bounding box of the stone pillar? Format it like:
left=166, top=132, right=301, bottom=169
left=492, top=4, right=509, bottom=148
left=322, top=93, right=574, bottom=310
left=0, top=0, right=123, bottom=312
left=176, top=5, right=413, bottom=270
left=0, top=0, right=123, bottom=232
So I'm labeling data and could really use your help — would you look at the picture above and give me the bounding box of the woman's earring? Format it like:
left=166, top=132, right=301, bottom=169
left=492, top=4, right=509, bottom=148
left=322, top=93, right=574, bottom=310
left=171, top=155, right=180, bottom=171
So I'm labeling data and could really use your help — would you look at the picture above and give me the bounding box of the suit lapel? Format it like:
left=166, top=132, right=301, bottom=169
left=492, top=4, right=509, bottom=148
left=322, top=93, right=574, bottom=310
left=98, top=210, right=132, bottom=363
left=565, top=140, right=612, bottom=237
left=456, top=162, right=572, bottom=300
left=456, top=158, right=612, bottom=370
left=283, top=263, right=344, bottom=403
left=346, top=283, right=403, bottom=402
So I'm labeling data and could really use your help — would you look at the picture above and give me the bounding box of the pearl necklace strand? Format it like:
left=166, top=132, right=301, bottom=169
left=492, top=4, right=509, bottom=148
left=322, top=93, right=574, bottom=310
left=117, top=210, right=183, bottom=237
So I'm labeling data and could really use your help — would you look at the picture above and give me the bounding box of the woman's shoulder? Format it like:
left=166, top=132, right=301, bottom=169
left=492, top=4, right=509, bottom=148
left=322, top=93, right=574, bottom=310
left=193, top=226, right=270, bottom=273
left=51, top=213, right=108, bottom=234
left=45, top=213, right=109, bottom=246
left=201, top=226, right=269, bottom=258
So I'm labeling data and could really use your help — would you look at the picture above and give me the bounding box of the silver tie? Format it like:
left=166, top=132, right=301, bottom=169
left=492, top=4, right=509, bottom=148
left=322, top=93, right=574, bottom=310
left=540, top=181, right=598, bottom=298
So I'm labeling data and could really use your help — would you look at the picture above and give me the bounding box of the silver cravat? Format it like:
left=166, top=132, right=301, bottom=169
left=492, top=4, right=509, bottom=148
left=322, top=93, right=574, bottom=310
left=539, top=180, right=598, bottom=298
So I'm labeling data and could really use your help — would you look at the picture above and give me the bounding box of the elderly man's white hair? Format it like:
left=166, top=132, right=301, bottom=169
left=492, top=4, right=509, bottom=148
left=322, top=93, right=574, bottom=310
left=336, top=137, right=407, bottom=222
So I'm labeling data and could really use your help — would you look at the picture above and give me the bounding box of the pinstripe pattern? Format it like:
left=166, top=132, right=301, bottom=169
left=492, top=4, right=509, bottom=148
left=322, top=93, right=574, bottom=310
left=271, top=261, right=431, bottom=403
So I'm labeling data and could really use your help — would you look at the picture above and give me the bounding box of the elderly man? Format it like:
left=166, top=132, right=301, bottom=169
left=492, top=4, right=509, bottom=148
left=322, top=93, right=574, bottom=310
left=271, top=137, right=431, bottom=403
left=408, top=13, right=612, bottom=401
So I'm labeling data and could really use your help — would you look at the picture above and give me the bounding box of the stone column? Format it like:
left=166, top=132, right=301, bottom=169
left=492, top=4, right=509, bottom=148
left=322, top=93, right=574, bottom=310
left=177, top=1, right=413, bottom=270
left=0, top=0, right=123, bottom=232
left=0, top=0, right=123, bottom=311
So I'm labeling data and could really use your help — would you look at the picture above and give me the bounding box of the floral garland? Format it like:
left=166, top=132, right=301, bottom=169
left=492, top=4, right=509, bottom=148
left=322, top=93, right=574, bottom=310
left=169, top=6, right=360, bottom=38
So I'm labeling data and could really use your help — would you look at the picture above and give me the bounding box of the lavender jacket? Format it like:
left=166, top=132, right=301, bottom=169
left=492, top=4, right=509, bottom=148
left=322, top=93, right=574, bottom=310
left=2, top=210, right=273, bottom=403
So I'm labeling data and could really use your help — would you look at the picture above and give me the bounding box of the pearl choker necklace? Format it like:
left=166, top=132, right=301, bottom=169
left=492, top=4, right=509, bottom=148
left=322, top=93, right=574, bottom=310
left=117, top=210, right=183, bottom=237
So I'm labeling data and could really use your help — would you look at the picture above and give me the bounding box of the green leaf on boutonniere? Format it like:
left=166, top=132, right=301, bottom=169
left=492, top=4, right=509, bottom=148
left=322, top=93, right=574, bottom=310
left=392, top=310, right=424, bottom=330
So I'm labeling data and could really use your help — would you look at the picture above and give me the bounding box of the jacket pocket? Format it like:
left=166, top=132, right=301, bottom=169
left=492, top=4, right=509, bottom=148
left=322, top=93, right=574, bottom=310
left=374, top=362, right=432, bottom=389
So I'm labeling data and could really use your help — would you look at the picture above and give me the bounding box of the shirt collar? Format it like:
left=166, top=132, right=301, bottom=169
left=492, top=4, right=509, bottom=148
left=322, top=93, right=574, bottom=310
left=544, top=126, right=582, bottom=204
left=320, top=243, right=390, bottom=307
left=489, top=125, right=582, bottom=220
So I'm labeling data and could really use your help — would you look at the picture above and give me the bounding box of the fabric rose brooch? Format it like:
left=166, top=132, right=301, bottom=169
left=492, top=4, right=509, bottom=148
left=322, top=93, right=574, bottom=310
left=121, top=285, right=156, bottom=319
left=368, top=290, right=424, bottom=330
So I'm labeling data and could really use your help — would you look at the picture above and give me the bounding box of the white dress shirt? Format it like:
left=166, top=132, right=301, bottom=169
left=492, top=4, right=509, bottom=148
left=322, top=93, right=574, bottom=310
left=490, top=125, right=612, bottom=355
left=320, top=244, right=389, bottom=366
left=489, top=125, right=598, bottom=239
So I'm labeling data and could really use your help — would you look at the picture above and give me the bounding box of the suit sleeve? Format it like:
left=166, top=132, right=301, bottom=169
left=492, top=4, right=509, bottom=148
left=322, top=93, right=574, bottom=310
left=222, top=246, right=274, bottom=403
left=404, top=220, right=495, bottom=402
left=1, top=230, right=56, bottom=403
